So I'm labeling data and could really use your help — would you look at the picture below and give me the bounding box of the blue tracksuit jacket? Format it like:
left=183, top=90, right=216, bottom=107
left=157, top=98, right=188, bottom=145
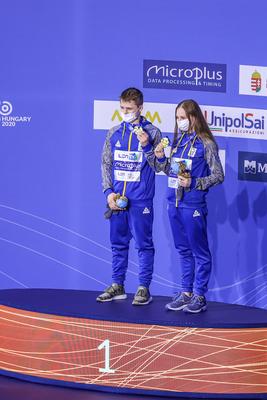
left=143, top=131, right=224, bottom=295
left=101, top=116, right=161, bottom=288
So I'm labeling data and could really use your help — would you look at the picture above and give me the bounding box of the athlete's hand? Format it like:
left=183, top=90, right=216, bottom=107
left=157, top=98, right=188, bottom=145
left=107, top=193, right=121, bottom=210
left=154, top=143, right=165, bottom=159
left=178, top=176, right=192, bottom=188
left=135, top=128, right=149, bottom=147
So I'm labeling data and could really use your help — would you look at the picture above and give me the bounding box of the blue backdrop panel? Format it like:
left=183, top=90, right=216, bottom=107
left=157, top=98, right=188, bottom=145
left=0, top=0, right=266, bottom=308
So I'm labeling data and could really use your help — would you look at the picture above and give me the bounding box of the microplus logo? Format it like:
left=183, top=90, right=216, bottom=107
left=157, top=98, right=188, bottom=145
left=238, top=152, right=267, bottom=182
left=143, top=60, right=226, bottom=92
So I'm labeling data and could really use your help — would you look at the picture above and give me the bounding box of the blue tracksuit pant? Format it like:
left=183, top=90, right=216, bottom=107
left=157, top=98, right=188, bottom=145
left=168, top=204, right=211, bottom=296
left=110, top=205, right=154, bottom=288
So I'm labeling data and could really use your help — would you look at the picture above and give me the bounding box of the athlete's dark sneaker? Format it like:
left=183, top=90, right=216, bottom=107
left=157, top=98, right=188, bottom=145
left=165, top=292, right=193, bottom=311
left=96, top=283, right=127, bottom=302
left=183, top=294, right=207, bottom=313
left=132, top=286, right=152, bottom=305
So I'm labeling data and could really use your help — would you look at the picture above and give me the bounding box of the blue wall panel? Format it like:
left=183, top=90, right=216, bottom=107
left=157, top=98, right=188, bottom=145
left=0, top=0, right=266, bottom=308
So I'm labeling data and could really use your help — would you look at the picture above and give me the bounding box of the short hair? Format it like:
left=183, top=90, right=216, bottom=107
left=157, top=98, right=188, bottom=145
left=120, top=87, right=143, bottom=106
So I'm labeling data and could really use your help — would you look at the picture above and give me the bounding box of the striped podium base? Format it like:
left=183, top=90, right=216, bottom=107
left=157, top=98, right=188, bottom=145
left=0, top=289, right=267, bottom=399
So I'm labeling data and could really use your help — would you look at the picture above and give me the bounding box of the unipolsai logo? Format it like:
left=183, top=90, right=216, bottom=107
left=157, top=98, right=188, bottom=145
left=202, top=105, right=266, bottom=139
left=238, top=151, right=267, bottom=182
left=251, top=70, right=261, bottom=93
left=0, top=100, right=32, bottom=128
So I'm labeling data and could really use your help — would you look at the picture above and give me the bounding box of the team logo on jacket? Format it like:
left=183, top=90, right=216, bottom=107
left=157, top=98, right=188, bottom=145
left=142, top=207, right=151, bottom=214
left=193, top=210, right=200, bottom=217
left=115, top=140, right=121, bottom=147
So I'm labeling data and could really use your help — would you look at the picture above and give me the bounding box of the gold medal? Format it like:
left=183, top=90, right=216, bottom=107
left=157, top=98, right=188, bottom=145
left=161, top=136, right=170, bottom=148
left=115, top=193, right=128, bottom=209
left=133, top=126, right=143, bottom=135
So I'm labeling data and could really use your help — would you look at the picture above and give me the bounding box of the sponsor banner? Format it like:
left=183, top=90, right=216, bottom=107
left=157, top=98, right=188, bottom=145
left=114, top=170, right=140, bottom=182
left=238, top=151, right=267, bottom=182
left=114, top=150, right=143, bottom=163
left=239, top=65, right=267, bottom=97
left=143, top=60, right=227, bottom=92
left=94, top=100, right=175, bottom=132
left=113, top=161, right=142, bottom=172
left=0, top=100, right=32, bottom=128
left=202, top=105, right=266, bottom=140
left=94, top=100, right=267, bottom=140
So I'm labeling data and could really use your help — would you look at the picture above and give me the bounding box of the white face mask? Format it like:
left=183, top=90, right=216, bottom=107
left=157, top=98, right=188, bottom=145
left=121, top=110, right=140, bottom=123
left=177, top=118, right=190, bottom=132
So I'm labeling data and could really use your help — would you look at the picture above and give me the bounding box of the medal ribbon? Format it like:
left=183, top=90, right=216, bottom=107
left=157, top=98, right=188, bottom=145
left=174, top=132, right=197, bottom=207
left=122, top=127, right=134, bottom=197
